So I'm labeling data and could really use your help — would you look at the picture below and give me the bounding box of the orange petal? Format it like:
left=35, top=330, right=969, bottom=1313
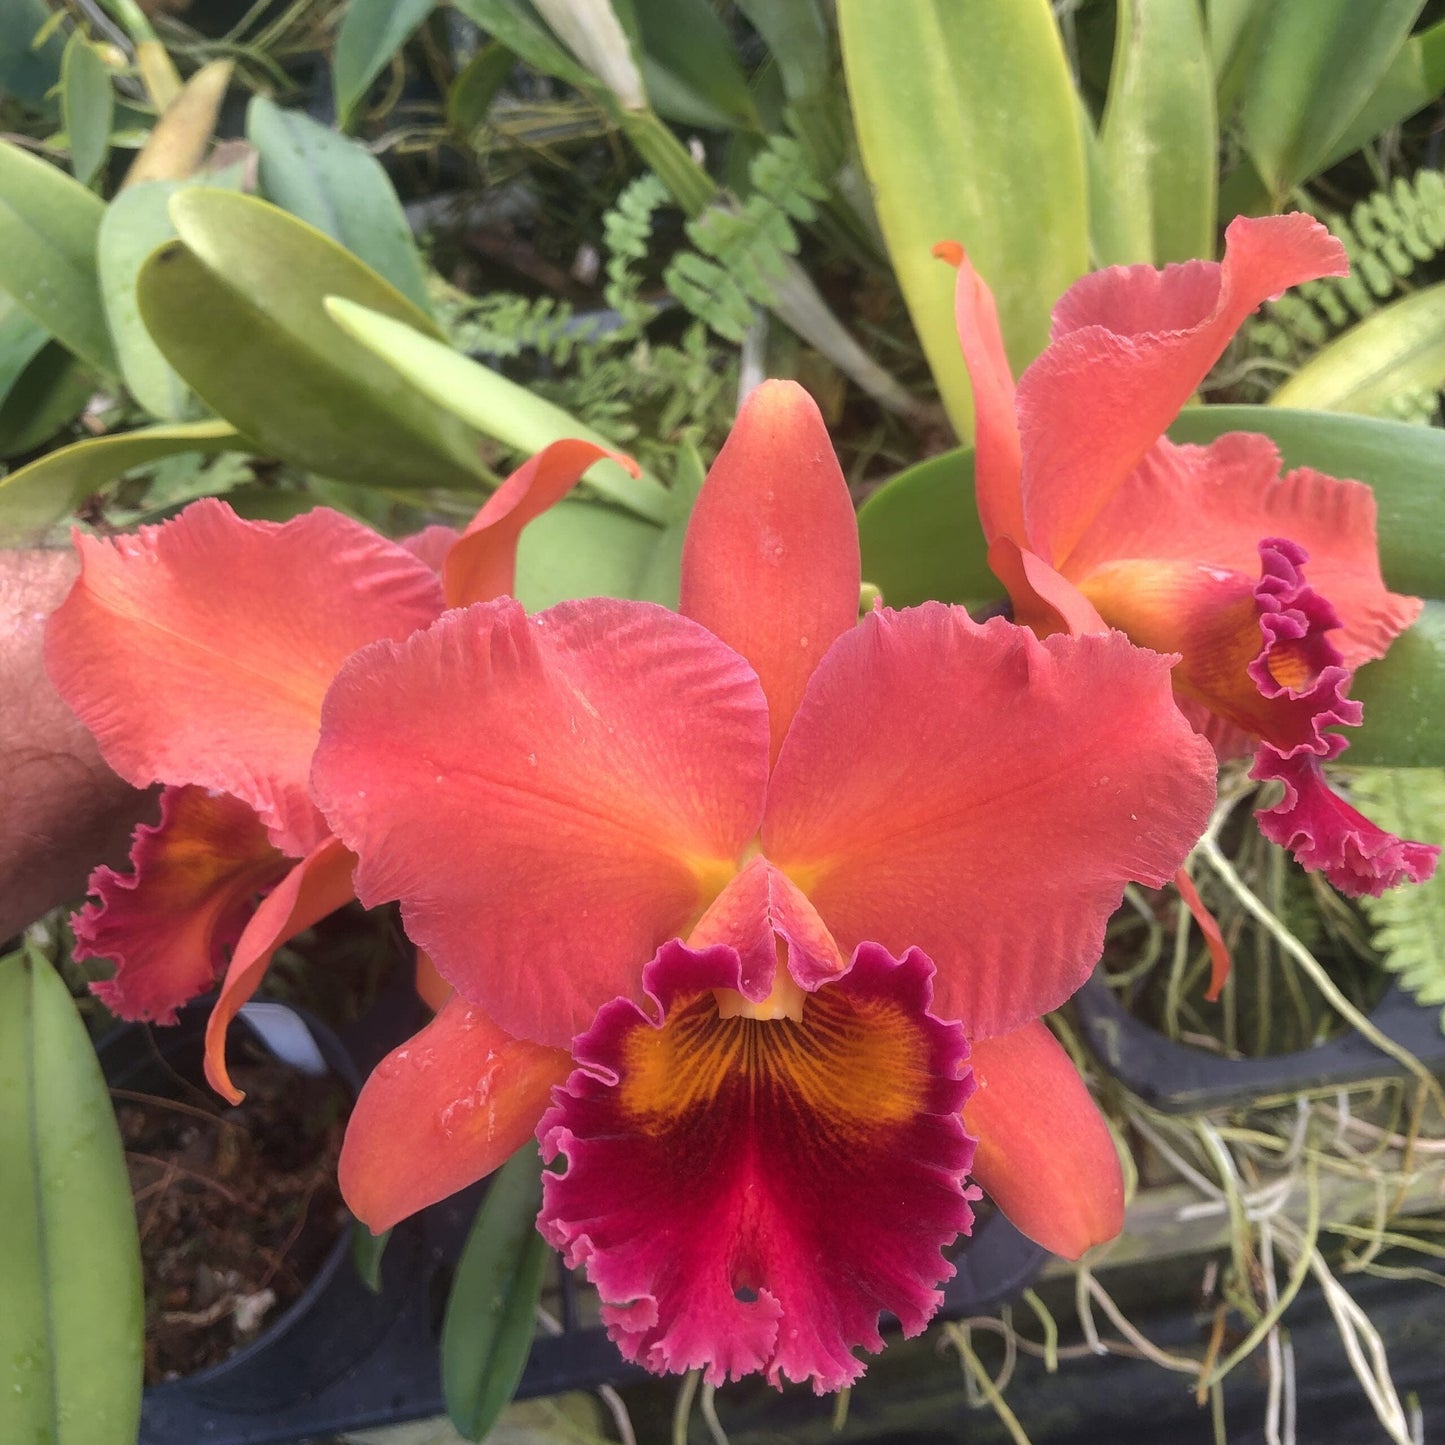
left=445, top=439, right=639, bottom=607
left=680, top=380, right=861, bottom=765
left=964, top=1021, right=1124, bottom=1259
left=203, top=835, right=357, bottom=1102
left=339, top=996, right=570, bottom=1232
left=45, top=499, right=444, bottom=855
left=933, top=241, right=1026, bottom=545
left=1018, top=214, right=1347, bottom=567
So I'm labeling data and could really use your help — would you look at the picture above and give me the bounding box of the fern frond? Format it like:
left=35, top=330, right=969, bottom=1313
left=1349, top=767, right=1445, bottom=1026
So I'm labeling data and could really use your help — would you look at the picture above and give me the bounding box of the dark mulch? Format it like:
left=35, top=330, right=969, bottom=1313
left=117, top=1054, right=351, bottom=1383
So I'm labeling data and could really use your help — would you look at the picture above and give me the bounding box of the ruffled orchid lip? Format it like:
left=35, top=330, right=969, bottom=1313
left=538, top=938, right=976, bottom=1393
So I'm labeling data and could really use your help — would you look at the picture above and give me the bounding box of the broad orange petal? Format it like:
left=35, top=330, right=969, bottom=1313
left=312, top=597, right=769, bottom=1047
left=679, top=380, right=861, bottom=765
left=763, top=605, right=1217, bottom=1038
left=964, top=1021, right=1124, bottom=1259
left=339, top=996, right=571, bottom=1233
left=1017, top=214, right=1347, bottom=566
left=45, top=499, right=444, bottom=855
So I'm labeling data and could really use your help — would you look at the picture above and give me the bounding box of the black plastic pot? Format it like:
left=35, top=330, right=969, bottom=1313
left=112, top=985, right=1047, bottom=1444
left=1074, top=971, right=1445, bottom=1113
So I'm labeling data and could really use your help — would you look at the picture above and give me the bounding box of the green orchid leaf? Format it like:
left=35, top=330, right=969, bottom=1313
left=0, top=418, right=243, bottom=539
left=0, top=948, right=144, bottom=1445
left=61, top=31, right=115, bottom=185
left=516, top=499, right=663, bottom=611
left=323, top=296, right=672, bottom=522
left=138, top=191, right=488, bottom=492
left=1095, top=0, right=1217, bottom=266
left=1237, top=0, right=1424, bottom=205
left=247, top=96, right=433, bottom=315
left=1167, top=405, right=1445, bottom=599
left=1349, top=600, right=1445, bottom=767
left=0, top=139, right=117, bottom=375
left=449, top=0, right=592, bottom=88
left=0, top=294, right=52, bottom=403
left=837, top=0, right=1088, bottom=441
left=447, top=41, right=516, bottom=134
left=441, top=1145, right=549, bottom=1442
left=1266, top=283, right=1445, bottom=420
left=333, top=0, right=438, bottom=128
left=856, top=446, right=996, bottom=608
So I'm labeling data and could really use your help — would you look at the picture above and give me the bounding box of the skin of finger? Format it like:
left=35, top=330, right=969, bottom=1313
left=0, top=549, right=155, bottom=944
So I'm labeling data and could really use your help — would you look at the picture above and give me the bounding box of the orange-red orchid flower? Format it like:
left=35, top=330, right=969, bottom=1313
left=43, top=441, right=634, bottom=1101
left=310, top=380, right=1217, bottom=1391
left=937, top=213, right=1438, bottom=900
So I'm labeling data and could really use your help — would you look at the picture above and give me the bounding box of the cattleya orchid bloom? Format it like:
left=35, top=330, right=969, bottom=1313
left=936, top=212, right=1438, bottom=902
left=310, top=380, right=1218, bottom=1391
left=43, top=440, right=632, bottom=1100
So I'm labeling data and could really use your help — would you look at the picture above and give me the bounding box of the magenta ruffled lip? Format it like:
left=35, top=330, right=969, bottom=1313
left=1244, top=539, right=1438, bottom=896
left=536, top=937, right=977, bottom=1393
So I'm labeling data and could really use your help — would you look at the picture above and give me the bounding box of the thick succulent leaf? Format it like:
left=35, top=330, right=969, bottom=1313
left=856, top=446, right=998, bottom=608
left=0, top=345, right=92, bottom=461
left=0, top=419, right=243, bottom=540
left=0, top=949, right=144, bottom=1445
left=1268, top=283, right=1445, bottom=419
left=441, top=1146, right=549, bottom=1442
left=1237, top=0, right=1424, bottom=204
left=1094, top=0, right=1216, bottom=266
left=322, top=296, right=671, bottom=521
left=619, top=0, right=760, bottom=129
left=332, top=0, right=438, bottom=128
left=1350, top=600, right=1445, bottom=767
left=1167, top=404, right=1445, bottom=599
left=837, top=0, right=1088, bottom=440
left=0, top=139, right=116, bottom=375
left=137, top=190, right=489, bottom=492
left=247, top=96, right=432, bottom=314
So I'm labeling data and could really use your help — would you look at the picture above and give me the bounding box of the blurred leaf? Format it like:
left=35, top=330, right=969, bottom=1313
left=441, top=1145, right=548, bottom=1442
left=1267, top=282, right=1445, bottom=419
left=99, top=174, right=241, bottom=420
left=334, top=0, right=438, bottom=127
left=0, top=948, right=144, bottom=1445
left=351, top=1224, right=391, bottom=1294
left=138, top=190, right=488, bottom=492
left=61, top=32, right=114, bottom=185
left=0, top=419, right=242, bottom=539
left=856, top=446, right=997, bottom=607
left=633, top=436, right=706, bottom=606
left=323, top=296, right=672, bottom=521
left=1095, top=0, right=1216, bottom=266
left=0, top=0, right=64, bottom=112
left=1238, top=0, right=1424, bottom=204
left=838, top=0, right=1088, bottom=440
left=0, top=344, right=91, bottom=460
left=122, top=59, right=233, bottom=187
left=248, top=97, right=432, bottom=315
left=617, top=0, right=760, bottom=129
left=1350, top=601, right=1445, bottom=766
left=1315, top=19, right=1445, bottom=174
left=735, top=0, right=830, bottom=104
left=0, top=139, right=116, bottom=375
left=447, top=41, right=515, bottom=134
left=1168, top=405, right=1445, bottom=599
left=0, top=294, right=52, bottom=402
left=450, top=0, right=593, bottom=89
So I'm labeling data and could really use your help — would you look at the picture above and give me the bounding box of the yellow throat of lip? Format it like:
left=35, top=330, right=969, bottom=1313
left=714, top=971, right=807, bottom=1023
